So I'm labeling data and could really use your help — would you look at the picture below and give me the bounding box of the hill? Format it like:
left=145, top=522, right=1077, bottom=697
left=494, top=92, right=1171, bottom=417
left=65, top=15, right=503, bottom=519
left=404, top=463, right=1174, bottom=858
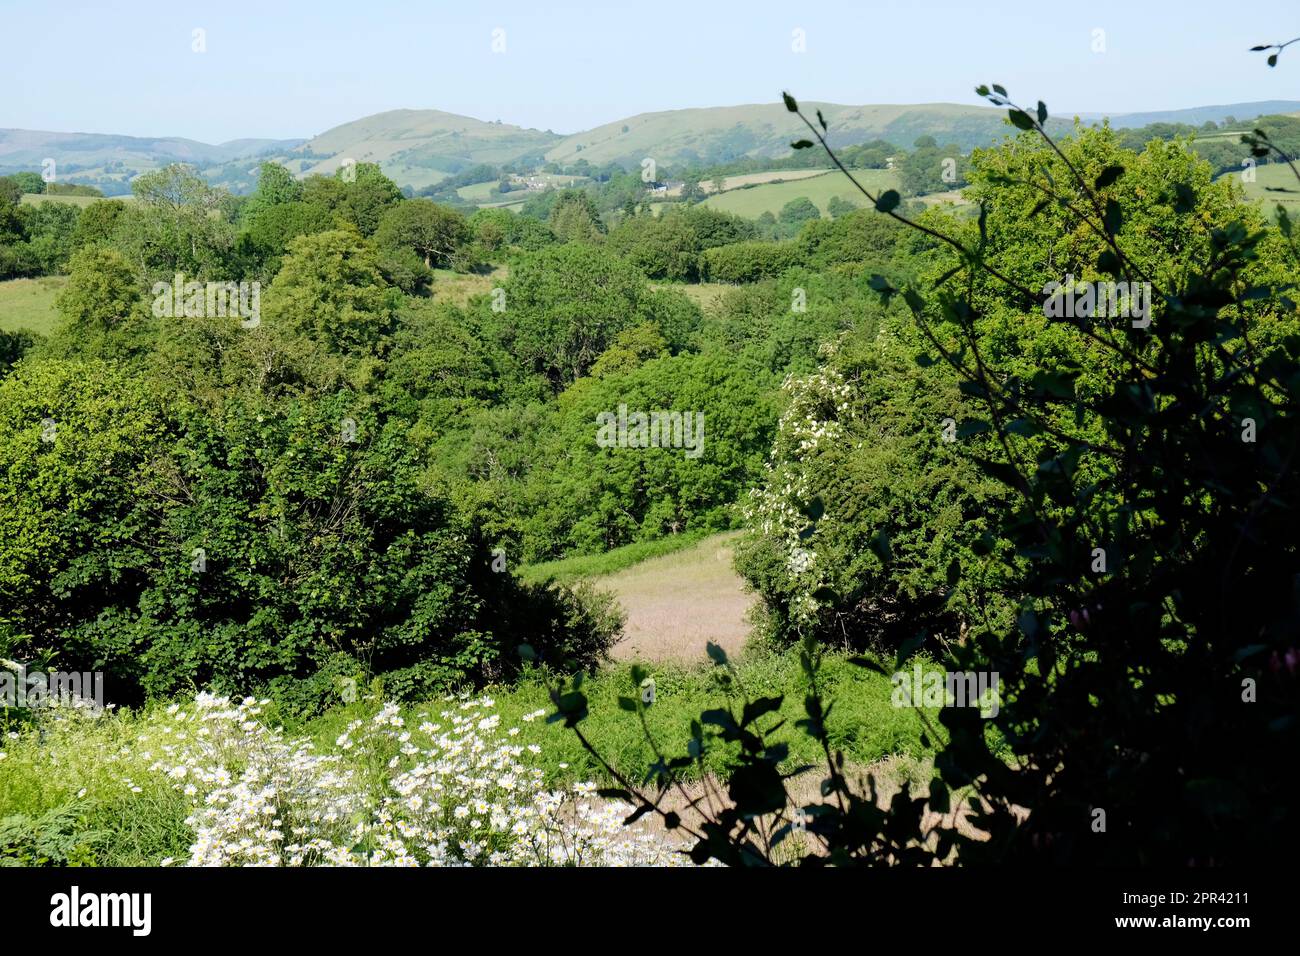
left=8, top=98, right=1300, bottom=198
left=544, top=101, right=1053, bottom=168
left=288, top=109, right=562, bottom=189
left=1094, top=100, right=1300, bottom=129
left=0, top=128, right=301, bottom=196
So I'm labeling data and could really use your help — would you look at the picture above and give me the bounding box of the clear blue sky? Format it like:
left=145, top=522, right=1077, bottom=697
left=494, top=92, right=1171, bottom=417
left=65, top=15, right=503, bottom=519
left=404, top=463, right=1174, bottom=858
left=2, top=0, right=1297, bottom=142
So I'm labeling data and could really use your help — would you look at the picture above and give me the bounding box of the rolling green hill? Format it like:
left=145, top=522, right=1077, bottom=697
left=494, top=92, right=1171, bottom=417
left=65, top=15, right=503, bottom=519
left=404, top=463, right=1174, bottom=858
left=0, top=129, right=301, bottom=196
left=10, top=98, right=1300, bottom=199
left=290, top=109, right=562, bottom=189
left=544, top=101, right=1045, bottom=168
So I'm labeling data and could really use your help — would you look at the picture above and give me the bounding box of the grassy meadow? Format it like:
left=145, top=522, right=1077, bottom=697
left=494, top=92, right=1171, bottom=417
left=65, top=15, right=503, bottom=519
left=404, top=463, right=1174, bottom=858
left=0, top=276, right=66, bottom=336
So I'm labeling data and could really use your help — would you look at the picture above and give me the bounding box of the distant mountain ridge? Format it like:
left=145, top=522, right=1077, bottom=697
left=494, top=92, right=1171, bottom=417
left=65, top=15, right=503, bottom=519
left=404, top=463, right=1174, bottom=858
left=7, top=99, right=1298, bottom=195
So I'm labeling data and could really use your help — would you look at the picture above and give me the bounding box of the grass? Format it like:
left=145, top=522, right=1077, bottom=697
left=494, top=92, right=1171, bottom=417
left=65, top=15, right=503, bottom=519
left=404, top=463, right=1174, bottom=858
left=669, top=168, right=833, bottom=197
left=295, top=646, right=944, bottom=791
left=702, top=169, right=897, bottom=219
left=0, top=644, right=943, bottom=864
left=429, top=265, right=506, bottom=308
left=0, top=706, right=192, bottom=866
left=518, top=530, right=714, bottom=586
left=654, top=281, right=731, bottom=314
left=701, top=168, right=974, bottom=219
left=1233, top=160, right=1300, bottom=212
left=596, top=532, right=755, bottom=663
left=0, top=276, right=67, bottom=336
left=19, top=193, right=129, bottom=208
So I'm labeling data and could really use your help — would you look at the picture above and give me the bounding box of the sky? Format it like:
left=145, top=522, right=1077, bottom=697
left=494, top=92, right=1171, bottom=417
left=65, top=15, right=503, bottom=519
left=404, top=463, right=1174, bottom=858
left=2, top=0, right=1298, bottom=143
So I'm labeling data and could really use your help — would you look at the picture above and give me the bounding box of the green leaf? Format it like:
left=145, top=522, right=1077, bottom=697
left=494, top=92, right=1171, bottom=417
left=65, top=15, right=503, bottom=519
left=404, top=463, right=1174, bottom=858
left=1008, top=109, right=1035, bottom=131
left=791, top=139, right=815, bottom=150
left=782, top=92, right=799, bottom=112
left=868, top=530, right=892, bottom=563
left=875, top=190, right=901, bottom=213
left=1036, top=101, right=1048, bottom=124
left=1103, top=198, right=1123, bottom=234
left=1094, top=165, right=1125, bottom=189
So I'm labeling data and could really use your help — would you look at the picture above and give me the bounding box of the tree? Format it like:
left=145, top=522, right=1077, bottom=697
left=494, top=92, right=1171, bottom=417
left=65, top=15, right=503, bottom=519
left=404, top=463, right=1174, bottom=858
left=374, top=199, right=469, bottom=268
left=69, top=199, right=127, bottom=252
left=826, top=195, right=857, bottom=218
left=236, top=199, right=334, bottom=280
left=115, top=165, right=236, bottom=279
left=16, top=201, right=80, bottom=273
left=55, top=247, right=140, bottom=334
left=9, top=172, right=45, bottom=195
left=606, top=208, right=701, bottom=280
left=337, top=162, right=402, bottom=236
left=679, top=176, right=704, bottom=203
left=777, top=196, right=821, bottom=236
left=547, top=190, right=603, bottom=243
left=557, top=86, right=1300, bottom=867
left=521, top=349, right=778, bottom=558
left=251, top=161, right=303, bottom=207
left=699, top=240, right=800, bottom=282
left=487, top=243, right=653, bottom=388
left=263, top=230, right=397, bottom=353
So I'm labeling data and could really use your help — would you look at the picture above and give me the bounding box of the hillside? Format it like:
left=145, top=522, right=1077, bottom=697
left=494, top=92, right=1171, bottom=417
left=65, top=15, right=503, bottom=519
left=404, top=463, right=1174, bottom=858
left=544, top=101, right=1054, bottom=168
left=0, top=128, right=301, bottom=195
left=8, top=98, right=1300, bottom=198
left=288, top=109, right=562, bottom=189
left=1095, top=99, right=1300, bottom=128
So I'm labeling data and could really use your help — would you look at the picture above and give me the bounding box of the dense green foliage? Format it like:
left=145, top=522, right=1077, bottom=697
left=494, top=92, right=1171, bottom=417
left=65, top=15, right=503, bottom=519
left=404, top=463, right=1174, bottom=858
left=554, top=88, right=1300, bottom=867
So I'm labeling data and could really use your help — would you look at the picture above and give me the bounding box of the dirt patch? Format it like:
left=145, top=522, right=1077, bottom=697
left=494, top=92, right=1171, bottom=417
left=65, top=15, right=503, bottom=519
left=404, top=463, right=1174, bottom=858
left=616, top=757, right=1008, bottom=863
left=605, top=533, right=756, bottom=664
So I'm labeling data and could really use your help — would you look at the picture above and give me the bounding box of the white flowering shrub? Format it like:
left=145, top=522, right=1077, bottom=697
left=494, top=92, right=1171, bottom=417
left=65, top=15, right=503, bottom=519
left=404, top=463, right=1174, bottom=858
left=741, top=364, right=855, bottom=626
left=735, top=320, right=1007, bottom=647
left=146, top=693, right=690, bottom=866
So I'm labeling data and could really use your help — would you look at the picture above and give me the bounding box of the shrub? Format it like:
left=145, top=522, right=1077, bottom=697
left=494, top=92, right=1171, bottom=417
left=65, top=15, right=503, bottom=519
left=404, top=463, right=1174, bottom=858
left=700, top=240, right=800, bottom=283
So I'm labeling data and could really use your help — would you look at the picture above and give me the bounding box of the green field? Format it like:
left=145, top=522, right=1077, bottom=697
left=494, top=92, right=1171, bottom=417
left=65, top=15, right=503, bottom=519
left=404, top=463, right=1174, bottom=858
left=19, top=192, right=130, bottom=208
left=701, top=168, right=896, bottom=218
left=700, top=169, right=972, bottom=220
left=1234, top=160, right=1300, bottom=212
left=0, top=276, right=66, bottom=335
